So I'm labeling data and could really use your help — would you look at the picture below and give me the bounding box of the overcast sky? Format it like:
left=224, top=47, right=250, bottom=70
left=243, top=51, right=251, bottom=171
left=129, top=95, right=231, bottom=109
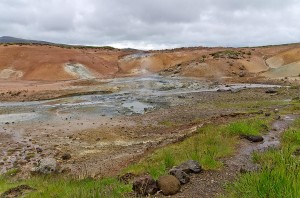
left=1, top=0, right=299, bottom=49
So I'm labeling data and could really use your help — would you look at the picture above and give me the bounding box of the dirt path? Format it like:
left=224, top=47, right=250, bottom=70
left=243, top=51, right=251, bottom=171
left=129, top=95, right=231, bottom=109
left=172, top=115, right=298, bottom=198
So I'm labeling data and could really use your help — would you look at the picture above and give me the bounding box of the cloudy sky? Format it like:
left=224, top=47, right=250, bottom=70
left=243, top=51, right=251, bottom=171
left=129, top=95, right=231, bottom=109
left=1, top=0, right=299, bottom=49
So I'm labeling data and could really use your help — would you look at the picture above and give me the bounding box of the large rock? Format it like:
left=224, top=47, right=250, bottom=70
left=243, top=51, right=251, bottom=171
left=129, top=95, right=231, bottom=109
left=176, top=160, right=202, bottom=174
left=242, top=135, right=264, bottom=143
left=169, top=168, right=190, bottom=184
left=132, top=175, right=158, bottom=196
left=31, top=158, right=57, bottom=174
left=157, top=175, right=181, bottom=196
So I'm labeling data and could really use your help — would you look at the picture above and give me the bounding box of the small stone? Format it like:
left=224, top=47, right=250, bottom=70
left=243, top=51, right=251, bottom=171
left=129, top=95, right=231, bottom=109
left=242, top=135, right=264, bottom=143
left=61, top=153, right=71, bottom=160
left=275, top=115, right=281, bottom=120
left=293, top=148, right=300, bottom=156
left=157, top=175, right=181, bottom=196
left=239, top=71, right=246, bottom=77
left=265, top=89, right=278, bottom=94
left=265, top=112, right=271, bottom=117
left=36, top=147, right=43, bottom=153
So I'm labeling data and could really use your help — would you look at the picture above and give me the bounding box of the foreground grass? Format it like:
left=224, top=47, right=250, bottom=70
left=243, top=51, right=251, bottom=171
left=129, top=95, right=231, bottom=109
left=225, top=118, right=300, bottom=198
left=0, top=175, right=131, bottom=198
left=123, top=117, right=268, bottom=179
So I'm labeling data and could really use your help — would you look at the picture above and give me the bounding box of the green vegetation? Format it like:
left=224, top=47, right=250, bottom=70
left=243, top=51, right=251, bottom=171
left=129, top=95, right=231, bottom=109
left=0, top=42, right=116, bottom=50
left=225, top=118, right=300, bottom=198
left=123, top=117, right=268, bottom=179
left=0, top=175, right=131, bottom=198
left=225, top=119, right=268, bottom=136
left=210, top=50, right=242, bottom=59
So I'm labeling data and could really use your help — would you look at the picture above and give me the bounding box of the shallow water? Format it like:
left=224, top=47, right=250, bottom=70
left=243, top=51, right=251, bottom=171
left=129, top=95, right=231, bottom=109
left=0, top=75, right=282, bottom=123
left=0, top=112, right=39, bottom=123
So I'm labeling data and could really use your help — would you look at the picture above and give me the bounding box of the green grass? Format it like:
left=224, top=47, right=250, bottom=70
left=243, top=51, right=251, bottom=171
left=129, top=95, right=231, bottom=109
left=225, top=118, right=300, bottom=198
left=224, top=118, right=268, bottom=136
left=123, top=117, right=268, bottom=179
left=0, top=175, right=131, bottom=198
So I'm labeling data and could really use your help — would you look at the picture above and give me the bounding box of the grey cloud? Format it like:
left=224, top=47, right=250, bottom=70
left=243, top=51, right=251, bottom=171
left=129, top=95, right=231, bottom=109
left=0, top=0, right=299, bottom=49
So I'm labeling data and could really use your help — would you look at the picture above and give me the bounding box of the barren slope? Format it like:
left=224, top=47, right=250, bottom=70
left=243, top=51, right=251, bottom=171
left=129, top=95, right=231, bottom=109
left=0, top=43, right=300, bottom=82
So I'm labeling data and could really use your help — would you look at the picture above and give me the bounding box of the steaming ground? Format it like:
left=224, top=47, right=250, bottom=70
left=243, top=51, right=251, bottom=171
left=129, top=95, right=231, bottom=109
left=0, top=75, right=294, bottom=177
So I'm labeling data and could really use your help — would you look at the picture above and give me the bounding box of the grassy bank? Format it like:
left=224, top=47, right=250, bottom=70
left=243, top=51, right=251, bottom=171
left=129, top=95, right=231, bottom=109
left=0, top=175, right=131, bottom=198
left=123, top=117, right=268, bottom=179
left=225, top=118, right=300, bottom=198
left=0, top=117, right=269, bottom=197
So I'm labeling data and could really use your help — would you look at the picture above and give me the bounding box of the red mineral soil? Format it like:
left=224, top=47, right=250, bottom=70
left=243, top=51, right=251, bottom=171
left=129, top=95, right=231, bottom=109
left=0, top=43, right=300, bottom=101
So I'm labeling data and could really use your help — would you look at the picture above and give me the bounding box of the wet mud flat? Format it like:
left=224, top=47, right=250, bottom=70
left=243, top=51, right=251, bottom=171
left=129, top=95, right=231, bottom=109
left=0, top=75, right=297, bottom=177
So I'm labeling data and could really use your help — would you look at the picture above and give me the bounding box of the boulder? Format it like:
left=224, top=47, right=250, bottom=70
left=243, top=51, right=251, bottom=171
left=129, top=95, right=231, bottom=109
left=169, top=168, right=190, bottom=184
left=176, top=160, right=202, bottom=174
left=31, top=158, right=57, bottom=174
left=132, top=175, right=158, bottom=196
left=157, top=175, right=181, bottom=196
left=242, top=135, right=264, bottom=143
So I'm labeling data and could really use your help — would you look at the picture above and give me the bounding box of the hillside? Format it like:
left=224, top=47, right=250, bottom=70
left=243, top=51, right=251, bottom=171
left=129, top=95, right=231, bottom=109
left=0, top=43, right=300, bottom=81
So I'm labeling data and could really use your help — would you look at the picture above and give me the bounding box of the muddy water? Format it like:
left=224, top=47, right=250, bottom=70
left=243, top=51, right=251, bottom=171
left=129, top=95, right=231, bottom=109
left=0, top=75, right=281, bottom=123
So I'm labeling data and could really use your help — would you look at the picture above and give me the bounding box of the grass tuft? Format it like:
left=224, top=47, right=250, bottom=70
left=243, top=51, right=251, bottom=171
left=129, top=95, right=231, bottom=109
left=224, top=118, right=267, bottom=136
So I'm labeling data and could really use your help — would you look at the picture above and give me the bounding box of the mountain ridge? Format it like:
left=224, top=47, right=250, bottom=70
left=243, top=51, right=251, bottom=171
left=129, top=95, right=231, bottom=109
left=0, top=36, right=54, bottom=45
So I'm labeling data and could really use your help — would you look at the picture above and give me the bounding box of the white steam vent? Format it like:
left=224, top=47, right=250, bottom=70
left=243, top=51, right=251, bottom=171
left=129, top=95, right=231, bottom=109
left=64, top=63, right=96, bottom=79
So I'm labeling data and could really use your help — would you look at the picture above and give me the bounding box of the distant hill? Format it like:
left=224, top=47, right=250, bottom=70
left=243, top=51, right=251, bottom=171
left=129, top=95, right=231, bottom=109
left=0, top=36, right=54, bottom=45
